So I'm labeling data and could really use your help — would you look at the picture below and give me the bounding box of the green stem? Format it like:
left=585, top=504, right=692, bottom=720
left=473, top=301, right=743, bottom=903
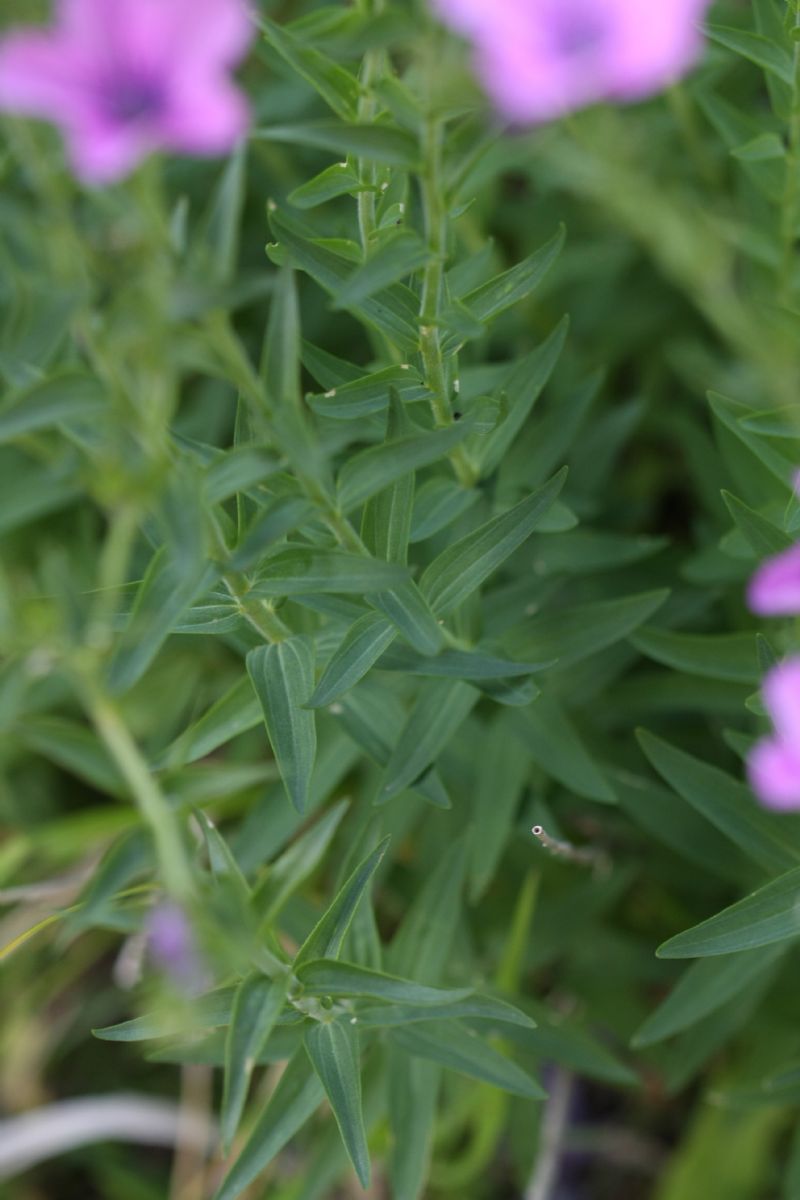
left=419, top=116, right=449, bottom=427
left=89, top=504, right=140, bottom=651
left=419, top=116, right=476, bottom=486
left=221, top=571, right=292, bottom=643
left=85, top=686, right=194, bottom=900
left=780, top=6, right=800, bottom=303
left=355, top=0, right=385, bottom=252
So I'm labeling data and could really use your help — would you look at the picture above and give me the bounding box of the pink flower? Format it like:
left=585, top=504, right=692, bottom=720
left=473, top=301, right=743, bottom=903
left=748, top=543, right=800, bottom=616
left=147, top=901, right=207, bottom=992
left=432, top=0, right=711, bottom=123
left=748, top=659, right=800, bottom=811
left=0, top=0, right=253, bottom=184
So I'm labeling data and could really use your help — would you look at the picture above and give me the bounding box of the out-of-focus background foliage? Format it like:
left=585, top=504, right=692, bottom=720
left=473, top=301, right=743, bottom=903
left=2, top=2, right=800, bottom=1198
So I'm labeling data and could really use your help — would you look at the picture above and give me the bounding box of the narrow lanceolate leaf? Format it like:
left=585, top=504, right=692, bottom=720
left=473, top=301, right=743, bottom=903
left=356, top=993, right=536, bottom=1029
left=390, top=838, right=468, bottom=984
left=295, top=959, right=472, bottom=1006
left=289, top=162, right=361, bottom=210
left=109, top=551, right=217, bottom=693
left=630, top=627, right=760, bottom=685
left=305, top=1020, right=370, bottom=1188
left=460, top=226, right=565, bottom=325
left=260, top=121, right=420, bottom=167
left=410, top=478, right=478, bottom=542
left=0, top=371, right=105, bottom=441
left=632, top=944, right=786, bottom=1046
left=213, top=1052, right=324, bottom=1200
left=306, top=613, right=396, bottom=708
left=334, top=694, right=451, bottom=808
left=391, top=1022, right=545, bottom=1099
left=705, top=24, right=794, bottom=85
left=378, top=679, right=478, bottom=802
left=507, top=589, right=669, bottom=667
left=159, top=677, right=262, bottom=768
left=375, top=644, right=544, bottom=680
left=333, top=230, right=430, bottom=309
left=197, top=812, right=250, bottom=901
left=253, top=799, right=350, bottom=927
left=361, top=390, right=415, bottom=566
left=270, top=209, right=419, bottom=352
left=658, top=866, right=800, bottom=958
left=370, top=582, right=444, bottom=656
left=231, top=496, right=317, bottom=571
left=470, top=719, right=531, bottom=901
left=94, top=988, right=236, bottom=1042
left=338, top=422, right=472, bottom=511
left=637, top=730, right=800, bottom=875
left=250, top=548, right=408, bottom=595
left=259, top=16, right=360, bottom=120
left=420, top=469, right=567, bottom=616
left=389, top=1051, right=440, bottom=1200
left=247, top=639, right=317, bottom=813
left=722, top=491, right=793, bottom=557
left=295, top=838, right=389, bottom=967
left=505, top=1020, right=637, bottom=1087
left=222, top=973, right=290, bottom=1151
left=479, top=318, right=568, bottom=476
left=308, top=365, right=429, bottom=420
left=515, top=693, right=616, bottom=803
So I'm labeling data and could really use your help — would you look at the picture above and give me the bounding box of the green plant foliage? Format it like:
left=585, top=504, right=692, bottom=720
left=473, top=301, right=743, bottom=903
left=6, top=2, right=800, bottom=1198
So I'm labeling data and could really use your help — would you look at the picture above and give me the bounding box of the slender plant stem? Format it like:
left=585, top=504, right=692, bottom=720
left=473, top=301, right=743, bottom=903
left=418, top=115, right=477, bottom=486
left=781, top=5, right=800, bottom=303
left=419, top=115, right=451, bottom=428
left=85, top=685, right=194, bottom=900
left=89, top=504, right=141, bottom=650
left=221, top=571, right=292, bottom=643
left=355, top=0, right=385, bottom=251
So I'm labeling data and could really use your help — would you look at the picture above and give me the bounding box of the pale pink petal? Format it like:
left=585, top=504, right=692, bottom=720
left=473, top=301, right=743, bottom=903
left=763, top=659, right=800, bottom=749
left=62, top=0, right=252, bottom=71
left=748, top=736, right=800, bottom=811
left=748, top=544, right=800, bottom=615
left=0, top=0, right=253, bottom=184
left=66, top=117, right=152, bottom=183
left=0, top=32, right=93, bottom=119
left=165, top=0, right=254, bottom=67
left=608, top=0, right=706, bottom=97
left=432, top=0, right=713, bottom=123
left=159, top=77, right=249, bottom=154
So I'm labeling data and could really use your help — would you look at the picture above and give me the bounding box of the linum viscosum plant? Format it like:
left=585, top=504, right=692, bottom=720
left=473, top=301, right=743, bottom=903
left=4, top=1, right=800, bottom=1199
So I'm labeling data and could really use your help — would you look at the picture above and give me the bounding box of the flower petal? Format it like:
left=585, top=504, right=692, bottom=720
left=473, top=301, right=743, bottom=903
left=748, top=736, right=800, bottom=811
left=748, top=544, right=800, bottom=616
left=763, top=658, right=800, bottom=749
left=63, top=0, right=252, bottom=70
left=159, top=76, right=249, bottom=154
left=65, top=116, right=152, bottom=183
left=605, top=0, right=707, bottom=98
left=0, top=32, right=92, bottom=119
left=432, top=0, right=712, bottom=122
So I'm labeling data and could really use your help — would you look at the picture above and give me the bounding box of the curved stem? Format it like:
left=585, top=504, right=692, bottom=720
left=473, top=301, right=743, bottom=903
left=84, top=684, right=194, bottom=900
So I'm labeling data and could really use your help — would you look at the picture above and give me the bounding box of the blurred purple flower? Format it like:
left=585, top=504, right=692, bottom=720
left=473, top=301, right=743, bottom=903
left=432, top=0, right=711, bottom=123
left=0, top=0, right=253, bottom=184
left=748, top=659, right=800, bottom=811
left=748, top=543, right=800, bottom=616
left=147, top=901, right=206, bottom=992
